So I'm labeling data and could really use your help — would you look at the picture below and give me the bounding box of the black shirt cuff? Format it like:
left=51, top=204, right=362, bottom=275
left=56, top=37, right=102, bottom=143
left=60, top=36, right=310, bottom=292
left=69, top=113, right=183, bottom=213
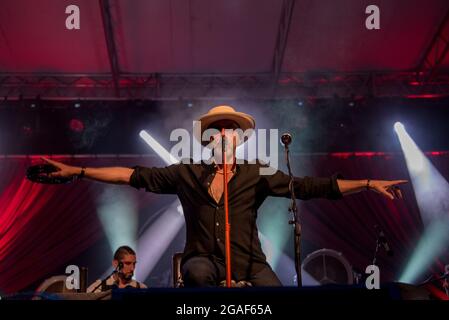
left=129, top=166, right=141, bottom=189
left=330, top=173, right=344, bottom=199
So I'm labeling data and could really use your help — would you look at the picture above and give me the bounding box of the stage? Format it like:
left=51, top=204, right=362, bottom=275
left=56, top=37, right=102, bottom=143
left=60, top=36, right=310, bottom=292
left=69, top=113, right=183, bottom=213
left=1, top=1, right=449, bottom=315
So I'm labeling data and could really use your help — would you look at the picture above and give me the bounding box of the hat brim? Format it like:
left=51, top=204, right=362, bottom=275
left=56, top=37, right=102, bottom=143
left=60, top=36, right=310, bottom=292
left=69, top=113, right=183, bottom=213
left=197, top=111, right=255, bottom=147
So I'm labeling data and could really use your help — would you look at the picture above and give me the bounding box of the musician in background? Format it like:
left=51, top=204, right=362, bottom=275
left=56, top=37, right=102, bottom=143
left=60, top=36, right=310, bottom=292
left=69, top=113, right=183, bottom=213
left=87, top=245, right=147, bottom=293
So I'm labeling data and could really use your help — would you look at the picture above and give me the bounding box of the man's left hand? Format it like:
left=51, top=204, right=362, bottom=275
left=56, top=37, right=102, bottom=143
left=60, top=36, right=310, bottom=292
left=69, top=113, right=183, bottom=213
left=368, top=180, right=408, bottom=200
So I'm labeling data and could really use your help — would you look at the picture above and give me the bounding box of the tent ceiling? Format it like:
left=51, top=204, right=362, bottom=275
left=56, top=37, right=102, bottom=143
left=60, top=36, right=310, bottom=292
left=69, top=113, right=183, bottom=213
left=1, top=0, right=449, bottom=98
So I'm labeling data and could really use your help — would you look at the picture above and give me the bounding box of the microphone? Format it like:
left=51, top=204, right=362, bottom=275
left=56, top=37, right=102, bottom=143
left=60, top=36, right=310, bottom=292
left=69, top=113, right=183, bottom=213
left=117, top=261, right=133, bottom=280
left=221, top=129, right=227, bottom=150
left=281, top=133, right=292, bottom=146
left=375, top=225, right=393, bottom=256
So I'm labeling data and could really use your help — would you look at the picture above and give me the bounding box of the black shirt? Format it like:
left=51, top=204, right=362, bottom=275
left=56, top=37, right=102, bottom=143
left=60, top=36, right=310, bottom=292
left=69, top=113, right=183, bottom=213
left=129, top=160, right=343, bottom=281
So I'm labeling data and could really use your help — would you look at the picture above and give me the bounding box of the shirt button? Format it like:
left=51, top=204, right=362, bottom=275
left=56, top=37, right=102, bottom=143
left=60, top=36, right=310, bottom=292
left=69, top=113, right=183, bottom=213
left=216, top=222, right=219, bottom=226
left=217, top=238, right=220, bottom=242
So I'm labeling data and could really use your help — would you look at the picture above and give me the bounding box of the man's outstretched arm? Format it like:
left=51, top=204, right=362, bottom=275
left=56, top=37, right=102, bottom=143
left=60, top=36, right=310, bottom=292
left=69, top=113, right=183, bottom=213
left=41, top=157, right=133, bottom=184
left=263, top=165, right=408, bottom=201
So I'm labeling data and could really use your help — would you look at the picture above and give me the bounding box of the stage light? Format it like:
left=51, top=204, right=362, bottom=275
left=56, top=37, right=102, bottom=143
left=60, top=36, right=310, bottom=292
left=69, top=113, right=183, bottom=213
left=347, top=94, right=358, bottom=107
left=399, top=218, right=449, bottom=284
left=139, top=130, right=179, bottom=165
left=258, top=198, right=291, bottom=270
left=96, top=186, right=138, bottom=260
left=30, top=95, right=41, bottom=109
left=393, top=122, right=404, bottom=133
left=135, top=200, right=185, bottom=280
left=69, top=118, right=84, bottom=132
left=394, top=122, right=424, bottom=173
left=73, top=99, right=81, bottom=109
left=395, top=124, right=449, bottom=284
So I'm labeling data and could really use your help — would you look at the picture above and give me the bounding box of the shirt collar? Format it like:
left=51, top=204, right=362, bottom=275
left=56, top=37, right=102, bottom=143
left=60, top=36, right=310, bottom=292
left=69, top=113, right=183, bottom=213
left=106, top=274, right=136, bottom=287
left=202, top=157, right=240, bottom=174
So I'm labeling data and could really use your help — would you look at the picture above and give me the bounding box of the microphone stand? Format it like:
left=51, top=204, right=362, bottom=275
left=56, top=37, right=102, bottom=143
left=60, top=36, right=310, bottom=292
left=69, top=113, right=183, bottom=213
left=372, top=232, right=381, bottom=266
left=91, top=270, right=116, bottom=293
left=282, top=137, right=302, bottom=287
left=91, top=263, right=121, bottom=293
left=78, top=267, right=88, bottom=293
left=222, top=129, right=232, bottom=288
left=372, top=225, right=393, bottom=266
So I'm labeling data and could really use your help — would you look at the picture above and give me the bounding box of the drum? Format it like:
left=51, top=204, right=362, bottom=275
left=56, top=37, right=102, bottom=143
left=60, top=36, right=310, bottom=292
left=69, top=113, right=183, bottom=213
left=301, top=248, right=354, bottom=285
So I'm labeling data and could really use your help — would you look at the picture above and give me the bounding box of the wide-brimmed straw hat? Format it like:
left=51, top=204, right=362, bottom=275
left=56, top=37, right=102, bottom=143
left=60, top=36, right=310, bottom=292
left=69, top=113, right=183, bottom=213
left=197, top=105, right=256, bottom=146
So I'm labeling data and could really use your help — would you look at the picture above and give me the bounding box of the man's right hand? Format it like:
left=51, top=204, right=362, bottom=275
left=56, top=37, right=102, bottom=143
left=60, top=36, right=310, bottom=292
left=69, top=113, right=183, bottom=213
left=41, top=157, right=81, bottom=178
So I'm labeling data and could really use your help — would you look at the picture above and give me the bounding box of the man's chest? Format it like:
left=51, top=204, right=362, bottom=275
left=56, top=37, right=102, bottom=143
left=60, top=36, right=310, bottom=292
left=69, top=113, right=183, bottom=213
left=182, top=167, right=262, bottom=207
left=208, top=172, right=235, bottom=203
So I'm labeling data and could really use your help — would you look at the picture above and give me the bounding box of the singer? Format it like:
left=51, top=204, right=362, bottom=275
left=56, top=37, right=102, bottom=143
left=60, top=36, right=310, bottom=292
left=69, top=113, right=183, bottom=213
left=42, top=105, right=407, bottom=287
left=87, top=246, right=147, bottom=293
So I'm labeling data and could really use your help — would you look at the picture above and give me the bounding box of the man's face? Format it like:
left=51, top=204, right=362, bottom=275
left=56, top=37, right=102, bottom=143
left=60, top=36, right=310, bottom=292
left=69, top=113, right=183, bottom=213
left=207, top=120, right=241, bottom=162
left=207, top=119, right=239, bottom=132
left=113, top=253, right=136, bottom=281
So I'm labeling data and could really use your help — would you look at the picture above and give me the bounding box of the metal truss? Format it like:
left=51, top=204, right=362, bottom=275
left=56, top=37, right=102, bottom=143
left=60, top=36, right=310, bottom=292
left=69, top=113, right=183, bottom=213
left=2, top=0, right=449, bottom=100
left=100, top=0, right=121, bottom=97
left=416, top=7, right=449, bottom=85
left=272, top=0, right=296, bottom=84
left=1, top=71, right=449, bottom=100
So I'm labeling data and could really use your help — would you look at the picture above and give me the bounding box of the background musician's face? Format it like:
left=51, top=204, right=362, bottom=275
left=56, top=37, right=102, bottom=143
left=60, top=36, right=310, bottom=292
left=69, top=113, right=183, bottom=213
left=113, top=253, right=136, bottom=281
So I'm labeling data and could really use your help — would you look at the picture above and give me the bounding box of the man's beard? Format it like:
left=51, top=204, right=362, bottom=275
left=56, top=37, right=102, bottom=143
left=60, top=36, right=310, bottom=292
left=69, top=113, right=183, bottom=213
left=119, top=271, right=133, bottom=281
left=212, top=147, right=235, bottom=165
left=212, top=137, right=236, bottom=165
